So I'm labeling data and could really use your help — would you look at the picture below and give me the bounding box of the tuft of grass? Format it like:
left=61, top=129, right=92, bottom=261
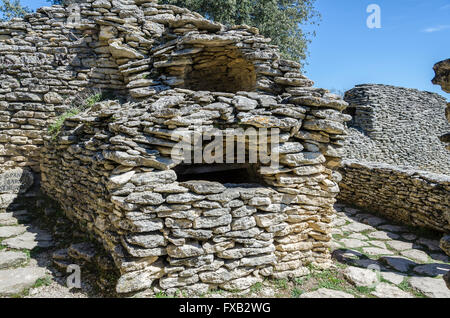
left=397, top=279, right=427, bottom=298
left=48, top=108, right=80, bottom=139
left=83, top=93, right=103, bottom=109
left=32, top=276, right=53, bottom=289
left=274, top=279, right=288, bottom=290
left=155, top=291, right=169, bottom=298
left=47, top=92, right=106, bottom=140
left=291, top=288, right=304, bottom=298
left=355, top=286, right=376, bottom=295
left=250, top=282, right=263, bottom=294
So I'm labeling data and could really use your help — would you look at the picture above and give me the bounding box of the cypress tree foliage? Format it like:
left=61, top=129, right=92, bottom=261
left=0, top=0, right=31, bottom=21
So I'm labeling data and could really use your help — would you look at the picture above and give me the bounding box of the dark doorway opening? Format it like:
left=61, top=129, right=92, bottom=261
left=174, top=163, right=264, bottom=185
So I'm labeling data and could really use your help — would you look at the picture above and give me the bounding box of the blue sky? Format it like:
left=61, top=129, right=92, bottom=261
left=21, top=0, right=450, bottom=99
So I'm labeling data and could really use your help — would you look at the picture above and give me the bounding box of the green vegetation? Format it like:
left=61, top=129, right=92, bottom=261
left=274, top=278, right=288, bottom=290
left=250, top=282, right=263, bottom=293
left=160, top=0, right=320, bottom=66
left=291, top=287, right=304, bottom=298
left=397, top=279, right=427, bottom=298
left=155, top=291, right=170, bottom=298
left=0, top=0, right=31, bottom=21
left=8, top=0, right=319, bottom=67
left=32, top=276, right=53, bottom=289
left=47, top=92, right=104, bottom=140
left=47, top=108, right=80, bottom=140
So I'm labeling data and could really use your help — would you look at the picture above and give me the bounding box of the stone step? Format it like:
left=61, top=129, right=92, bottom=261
left=0, top=225, right=27, bottom=239
left=0, top=251, right=28, bottom=269
left=0, top=267, right=46, bottom=296
left=2, top=229, right=53, bottom=250
left=0, top=210, right=30, bottom=226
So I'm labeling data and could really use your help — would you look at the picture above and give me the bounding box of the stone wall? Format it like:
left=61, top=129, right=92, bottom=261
left=342, top=84, right=450, bottom=174
left=0, top=0, right=327, bottom=174
left=432, top=59, right=450, bottom=151
left=40, top=83, right=348, bottom=294
left=10, top=0, right=352, bottom=295
left=339, top=160, right=450, bottom=233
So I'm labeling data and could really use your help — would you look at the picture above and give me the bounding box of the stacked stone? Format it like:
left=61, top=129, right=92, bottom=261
left=342, top=84, right=450, bottom=174
left=0, top=1, right=130, bottom=172
left=339, top=160, right=450, bottom=233
left=0, top=0, right=350, bottom=295
left=41, top=82, right=348, bottom=294
left=432, top=59, right=450, bottom=151
left=432, top=59, right=450, bottom=261
left=0, top=0, right=345, bottom=175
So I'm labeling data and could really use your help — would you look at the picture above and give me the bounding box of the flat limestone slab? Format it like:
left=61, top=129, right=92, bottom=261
left=409, top=277, right=450, bottom=298
left=0, top=267, right=46, bottom=296
left=0, top=225, right=27, bottom=238
left=3, top=230, right=53, bottom=250
left=371, top=283, right=413, bottom=298
left=300, top=288, right=354, bottom=298
left=0, top=251, right=28, bottom=269
left=0, top=210, right=30, bottom=226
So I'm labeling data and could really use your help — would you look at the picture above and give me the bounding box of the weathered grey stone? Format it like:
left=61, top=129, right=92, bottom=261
left=0, top=267, right=46, bottom=296
left=343, top=266, right=379, bottom=287
left=3, top=231, right=53, bottom=250
left=0, top=225, right=26, bottom=238
left=371, top=283, right=414, bottom=298
left=116, top=263, right=164, bottom=294
left=400, top=249, right=429, bottom=263
left=0, top=251, right=27, bottom=269
left=440, top=235, right=450, bottom=257
left=381, top=271, right=407, bottom=285
left=125, top=192, right=165, bottom=205
left=413, top=264, right=450, bottom=277
left=167, top=243, right=204, bottom=258
left=180, top=181, right=226, bottom=194
left=193, top=214, right=232, bottom=229
left=409, top=276, right=450, bottom=298
left=380, top=257, right=416, bottom=273
left=300, top=288, right=354, bottom=298
left=219, top=276, right=262, bottom=291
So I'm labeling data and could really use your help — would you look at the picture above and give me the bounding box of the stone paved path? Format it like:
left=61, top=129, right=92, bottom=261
left=0, top=200, right=92, bottom=298
left=328, top=203, right=450, bottom=298
left=0, top=207, right=53, bottom=297
left=1, top=200, right=449, bottom=298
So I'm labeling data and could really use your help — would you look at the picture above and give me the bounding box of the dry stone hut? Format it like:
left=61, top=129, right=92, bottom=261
left=0, top=0, right=350, bottom=295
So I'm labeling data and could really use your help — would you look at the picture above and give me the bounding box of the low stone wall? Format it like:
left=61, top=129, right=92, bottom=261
left=338, top=160, right=450, bottom=233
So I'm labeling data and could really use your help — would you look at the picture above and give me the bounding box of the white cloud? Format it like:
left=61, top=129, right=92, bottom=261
left=422, top=25, right=450, bottom=33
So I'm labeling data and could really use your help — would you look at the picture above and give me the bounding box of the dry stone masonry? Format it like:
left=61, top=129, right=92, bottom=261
left=339, top=160, right=450, bottom=233
left=432, top=59, right=450, bottom=151
left=342, top=84, right=450, bottom=174
left=0, top=0, right=351, bottom=295
left=40, top=89, right=348, bottom=294
left=338, top=83, right=450, bottom=256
